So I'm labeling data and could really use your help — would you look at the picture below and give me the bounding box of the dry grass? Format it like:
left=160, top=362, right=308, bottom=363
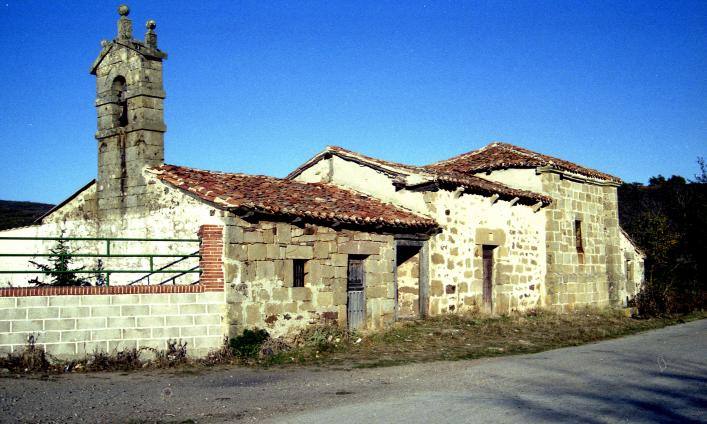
left=0, top=338, right=228, bottom=374
left=2, top=309, right=704, bottom=374
left=267, top=308, right=707, bottom=368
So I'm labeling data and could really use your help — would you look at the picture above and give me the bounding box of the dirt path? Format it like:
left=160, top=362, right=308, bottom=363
left=1, top=320, right=705, bottom=423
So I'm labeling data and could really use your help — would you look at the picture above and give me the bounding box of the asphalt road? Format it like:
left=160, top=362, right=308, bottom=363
left=1, top=319, right=705, bottom=423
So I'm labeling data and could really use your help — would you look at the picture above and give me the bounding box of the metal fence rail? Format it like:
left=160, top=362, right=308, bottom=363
left=0, top=236, right=201, bottom=286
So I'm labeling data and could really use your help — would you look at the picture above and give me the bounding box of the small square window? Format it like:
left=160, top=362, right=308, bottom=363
left=293, top=259, right=307, bottom=287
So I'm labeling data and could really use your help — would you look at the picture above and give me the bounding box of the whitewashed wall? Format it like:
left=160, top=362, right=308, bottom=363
left=0, top=174, right=224, bottom=287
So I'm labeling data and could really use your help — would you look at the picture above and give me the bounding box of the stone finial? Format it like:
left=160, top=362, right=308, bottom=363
left=145, top=19, right=157, bottom=48
left=117, top=5, right=132, bottom=40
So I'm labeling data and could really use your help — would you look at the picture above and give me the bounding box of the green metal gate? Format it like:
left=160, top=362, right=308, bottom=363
left=0, top=236, right=201, bottom=286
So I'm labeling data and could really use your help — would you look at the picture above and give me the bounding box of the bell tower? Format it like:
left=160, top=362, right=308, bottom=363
left=90, top=5, right=167, bottom=212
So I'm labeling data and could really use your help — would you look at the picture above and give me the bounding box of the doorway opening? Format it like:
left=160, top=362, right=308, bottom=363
left=396, top=245, right=421, bottom=319
left=482, top=245, right=495, bottom=312
left=346, top=256, right=366, bottom=330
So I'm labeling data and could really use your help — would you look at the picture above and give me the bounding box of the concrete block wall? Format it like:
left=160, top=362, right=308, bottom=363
left=0, top=290, right=226, bottom=359
left=0, top=224, right=228, bottom=360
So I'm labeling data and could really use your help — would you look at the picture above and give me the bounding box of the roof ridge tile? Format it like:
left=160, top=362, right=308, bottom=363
left=426, top=142, right=621, bottom=183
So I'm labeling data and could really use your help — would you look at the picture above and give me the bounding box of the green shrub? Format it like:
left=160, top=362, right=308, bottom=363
left=27, top=234, right=90, bottom=287
left=229, top=328, right=269, bottom=358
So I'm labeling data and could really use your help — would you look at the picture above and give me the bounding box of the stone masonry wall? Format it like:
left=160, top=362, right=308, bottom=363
left=602, top=186, right=624, bottom=305
left=396, top=251, right=420, bottom=319
left=222, top=214, right=396, bottom=337
left=94, top=40, right=166, bottom=213
left=482, top=169, right=641, bottom=311
left=425, top=190, right=546, bottom=315
left=0, top=290, right=225, bottom=360
left=540, top=173, right=612, bottom=310
left=295, top=156, right=547, bottom=316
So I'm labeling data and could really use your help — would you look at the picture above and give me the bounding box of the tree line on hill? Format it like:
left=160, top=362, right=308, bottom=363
left=619, top=158, right=707, bottom=315
left=0, top=200, right=53, bottom=231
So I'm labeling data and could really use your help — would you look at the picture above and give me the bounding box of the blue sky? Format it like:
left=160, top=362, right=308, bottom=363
left=0, top=1, right=705, bottom=203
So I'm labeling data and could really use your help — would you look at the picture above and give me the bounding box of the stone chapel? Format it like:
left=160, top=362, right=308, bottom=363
left=0, top=6, right=644, bottom=358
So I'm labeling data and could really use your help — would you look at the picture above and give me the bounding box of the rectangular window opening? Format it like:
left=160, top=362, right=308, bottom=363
left=575, top=219, right=584, bottom=264
left=293, top=259, right=307, bottom=287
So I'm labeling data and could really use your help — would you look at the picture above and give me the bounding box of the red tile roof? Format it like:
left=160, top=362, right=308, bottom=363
left=427, top=142, right=621, bottom=183
left=151, top=165, right=438, bottom=232
left=289, top=146, right=551, bottom=206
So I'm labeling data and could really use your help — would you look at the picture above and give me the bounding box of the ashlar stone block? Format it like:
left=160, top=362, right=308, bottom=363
left=286, top=245, right=314, bottom=259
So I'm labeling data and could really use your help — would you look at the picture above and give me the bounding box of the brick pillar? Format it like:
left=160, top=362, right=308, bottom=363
left=198, top=225, right=224, bottom=292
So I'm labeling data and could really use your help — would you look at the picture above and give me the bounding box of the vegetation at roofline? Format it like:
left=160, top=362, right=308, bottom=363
left=619, top=157, right=707, bottom=315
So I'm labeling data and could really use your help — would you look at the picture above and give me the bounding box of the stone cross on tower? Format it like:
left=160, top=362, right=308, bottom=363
left=90, top=5, right=168, bottom=214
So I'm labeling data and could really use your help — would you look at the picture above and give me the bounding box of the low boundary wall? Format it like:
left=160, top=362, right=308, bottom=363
left=0, top=290, right=225, bottom=358
left=0, top=225, right=226, bottom=359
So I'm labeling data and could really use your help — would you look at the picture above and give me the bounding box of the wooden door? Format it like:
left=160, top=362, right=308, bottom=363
left=347, top=257, right=365, bottom=330
left=482, top=246, right=494, bottom=311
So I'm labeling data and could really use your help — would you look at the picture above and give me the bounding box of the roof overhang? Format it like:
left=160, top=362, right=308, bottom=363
left=535, top=166, right=621, bottom=187
left=288, top=146, right=552, bottom=208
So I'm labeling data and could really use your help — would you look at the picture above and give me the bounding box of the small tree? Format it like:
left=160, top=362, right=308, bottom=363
left=28, top=235, right=90, bottom=287
left=94, top=258, right=107, bottom=286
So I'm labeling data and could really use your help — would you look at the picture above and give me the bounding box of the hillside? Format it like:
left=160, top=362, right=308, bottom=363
left=0, top=200, right=54, bottom=231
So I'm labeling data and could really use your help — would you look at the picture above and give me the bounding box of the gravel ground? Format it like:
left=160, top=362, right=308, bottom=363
left=1, top=319, right=705, bottom=423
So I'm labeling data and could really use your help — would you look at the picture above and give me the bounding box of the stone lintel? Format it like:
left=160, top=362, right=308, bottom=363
left=475, top=228, right=506, bottom=246
left=339, top=241, right=380, bottom=255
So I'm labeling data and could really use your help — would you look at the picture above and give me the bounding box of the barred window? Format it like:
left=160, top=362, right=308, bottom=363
left=293, top=259, right=307, bottom=287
